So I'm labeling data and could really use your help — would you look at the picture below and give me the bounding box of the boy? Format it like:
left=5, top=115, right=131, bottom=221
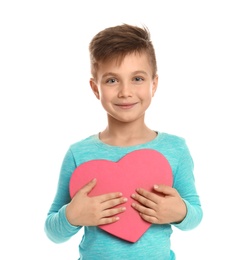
left=44, top=24, right=203, bottom=259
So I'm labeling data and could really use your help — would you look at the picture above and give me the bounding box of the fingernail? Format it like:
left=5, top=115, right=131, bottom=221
left=154, top=185, right=159, bottom=189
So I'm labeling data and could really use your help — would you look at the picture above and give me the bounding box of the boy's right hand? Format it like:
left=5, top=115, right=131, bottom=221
left=66, top=178, right=127, bottom=227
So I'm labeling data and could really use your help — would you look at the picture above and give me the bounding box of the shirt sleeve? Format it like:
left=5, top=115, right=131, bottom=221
left=44, top=149, right=82, bottom=243
left=172, top=139, right=203, bottom=230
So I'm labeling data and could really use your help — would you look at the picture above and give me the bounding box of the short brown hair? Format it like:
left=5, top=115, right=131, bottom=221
left=89, top=24, right=157, bottom=80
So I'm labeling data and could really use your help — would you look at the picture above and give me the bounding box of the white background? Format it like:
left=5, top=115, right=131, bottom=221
left=1, top=1, right=246, bottom=259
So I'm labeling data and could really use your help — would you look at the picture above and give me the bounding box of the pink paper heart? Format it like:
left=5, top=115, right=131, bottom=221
left=69, top=149, right=173, bottom=242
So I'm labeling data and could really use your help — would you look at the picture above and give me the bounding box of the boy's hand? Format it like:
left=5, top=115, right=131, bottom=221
left=66, top=178, right=127, bottom=226
left=131, top=185, right=187, bottom=224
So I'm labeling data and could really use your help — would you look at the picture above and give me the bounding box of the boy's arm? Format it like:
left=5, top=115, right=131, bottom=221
left=44, top=149, right=81, bottom=243
left=131, top=139, right=203, bottom=229
left=172, top=140, right=203, bottom=230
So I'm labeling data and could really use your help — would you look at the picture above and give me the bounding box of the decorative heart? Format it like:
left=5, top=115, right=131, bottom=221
left=69, top=149, right=173, bottom=243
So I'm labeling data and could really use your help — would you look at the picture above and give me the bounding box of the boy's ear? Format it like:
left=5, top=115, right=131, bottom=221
left=152, top=75, right=158, bottom=97
left=90, top=78, right=100, bottom=99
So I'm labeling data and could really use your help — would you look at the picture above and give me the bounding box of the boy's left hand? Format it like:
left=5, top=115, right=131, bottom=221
left=131, top=185, right=187, bottom=224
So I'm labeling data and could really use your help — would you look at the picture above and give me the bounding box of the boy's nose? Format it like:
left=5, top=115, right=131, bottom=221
left=118, top=83, right=132, bottom=98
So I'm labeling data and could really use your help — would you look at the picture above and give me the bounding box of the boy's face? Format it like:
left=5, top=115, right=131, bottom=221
left=90, top=52, right=158, bottom=124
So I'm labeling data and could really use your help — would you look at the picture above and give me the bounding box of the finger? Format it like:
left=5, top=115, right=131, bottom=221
left=153, top=184, right=175, bottom=195
left=102, top=205, right=126, bottom=218
left=131, top=201, right=155, bottom=216
left=102, top=197, right=128, bottom=209
left=139, top=213, right=158, bottom=224
left=131, top=202, right=159, bottom=224
left=98, top=215, right=120, bottom=226
left=133, top=189, right=158, bottom=205
left=98, top=192, right=124, bottom=203
left=78, top=178, right=97, bottom=195
left=131, top=192, right=156, bottom=209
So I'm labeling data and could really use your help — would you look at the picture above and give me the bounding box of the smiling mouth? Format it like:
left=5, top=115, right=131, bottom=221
left=115, top=103, right=138, bottom=109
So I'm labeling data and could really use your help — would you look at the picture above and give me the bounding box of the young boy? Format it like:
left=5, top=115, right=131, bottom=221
left=44, top=24, right=203, bottom=259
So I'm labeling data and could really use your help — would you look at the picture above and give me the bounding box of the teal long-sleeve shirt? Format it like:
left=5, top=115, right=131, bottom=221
left=44, top=132, right=203, bottom=259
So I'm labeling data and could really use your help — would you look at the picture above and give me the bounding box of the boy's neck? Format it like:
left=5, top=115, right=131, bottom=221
left=99, top=121, right=157, bottom=147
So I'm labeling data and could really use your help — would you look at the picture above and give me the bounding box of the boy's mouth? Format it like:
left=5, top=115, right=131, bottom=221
left=115, top=103, right=138, bottom=109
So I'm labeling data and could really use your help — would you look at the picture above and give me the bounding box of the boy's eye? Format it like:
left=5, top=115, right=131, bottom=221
left=106, top=78, right=117, bottom=84
left=133, top=77, right=144, bottom=82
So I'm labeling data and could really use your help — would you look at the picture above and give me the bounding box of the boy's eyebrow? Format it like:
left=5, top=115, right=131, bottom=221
left=102, top=70, right=148, bottom=78
left=102, top=72, right=118, bottom=78
left=132, top=70, right=148, bottom=76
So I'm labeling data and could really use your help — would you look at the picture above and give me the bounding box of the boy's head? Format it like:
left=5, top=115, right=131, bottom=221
left=89, top=24, right=157, bottom=81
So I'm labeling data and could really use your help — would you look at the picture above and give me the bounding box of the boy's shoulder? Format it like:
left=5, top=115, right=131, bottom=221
left=158, top=131, right=186, bottom=144
left=69, top=134, right=97, bottom=150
